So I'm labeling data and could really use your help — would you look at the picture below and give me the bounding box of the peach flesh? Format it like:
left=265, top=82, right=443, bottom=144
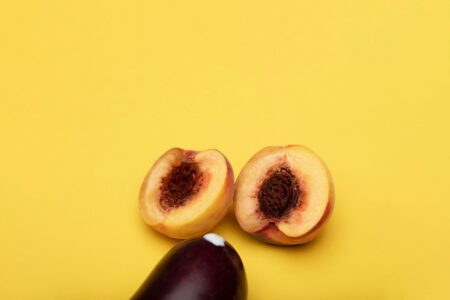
left=254, top=197, right=334, bottom=245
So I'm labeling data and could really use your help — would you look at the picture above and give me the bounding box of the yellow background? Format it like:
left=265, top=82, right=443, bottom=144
left=1, top=1, right=449, bottom=299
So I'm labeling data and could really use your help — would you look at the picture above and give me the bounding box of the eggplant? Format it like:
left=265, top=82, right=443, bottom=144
left=132, top=233, right=247, bottom=300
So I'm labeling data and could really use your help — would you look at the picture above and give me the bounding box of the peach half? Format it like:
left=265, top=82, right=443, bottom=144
left=234, top=145, right=334, bottom=245
left=139, top=148, right=234, bottom=239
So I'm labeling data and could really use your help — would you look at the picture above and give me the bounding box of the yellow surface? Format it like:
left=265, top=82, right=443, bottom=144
left=1, top=1, right=449, bottom=299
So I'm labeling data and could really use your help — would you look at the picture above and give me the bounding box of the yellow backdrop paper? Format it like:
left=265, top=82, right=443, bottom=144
left=1, top=1, right=449, bottom=299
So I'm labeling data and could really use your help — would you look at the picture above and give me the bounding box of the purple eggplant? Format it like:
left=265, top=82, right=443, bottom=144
left=132, top=233, right=247, bottom=300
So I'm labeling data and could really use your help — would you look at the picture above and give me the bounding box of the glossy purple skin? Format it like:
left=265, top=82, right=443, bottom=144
left=131, top=237, right=247, bottom=300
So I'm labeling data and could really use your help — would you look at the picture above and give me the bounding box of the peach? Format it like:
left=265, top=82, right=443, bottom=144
left=139, top=148, right=234, bottom=239
left=234, top=145, right=334, bottom=245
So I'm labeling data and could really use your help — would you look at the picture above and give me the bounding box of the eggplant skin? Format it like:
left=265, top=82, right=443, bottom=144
left=131, top=236, right=247, bottom=300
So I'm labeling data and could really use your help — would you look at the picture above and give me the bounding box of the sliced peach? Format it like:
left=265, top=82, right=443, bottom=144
left=234, top=145, right=334, bottom=245
left=139, top=148, right=234, bottom=239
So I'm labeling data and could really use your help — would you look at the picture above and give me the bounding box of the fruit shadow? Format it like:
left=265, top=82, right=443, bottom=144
left=213, top=208, right=262, bottom=246
left=216, top=207, right=333, bottom=254
left=282, top=228, right=330, bottom=253
left=267, top=218, right=337, bottom=255
left=134, top=209, right=178, bottom=248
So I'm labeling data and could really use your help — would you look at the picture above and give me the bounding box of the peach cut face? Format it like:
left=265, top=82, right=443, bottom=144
left=139, top=148, right=234, bottom=239
left=234, top=145, right=334, bottom=245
